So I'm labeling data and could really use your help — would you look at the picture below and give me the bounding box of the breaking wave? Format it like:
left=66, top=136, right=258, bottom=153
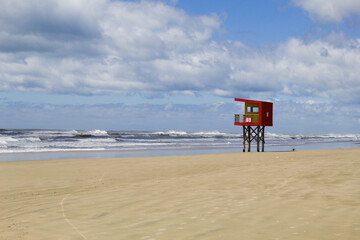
left=0, top=129, right=359, bottom=154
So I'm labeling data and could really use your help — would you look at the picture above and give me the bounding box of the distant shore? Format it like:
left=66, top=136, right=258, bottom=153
left=1, top=148, right=360, bottom=239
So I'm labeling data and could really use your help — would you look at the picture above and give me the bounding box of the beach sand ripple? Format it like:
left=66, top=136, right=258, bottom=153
left=1, top=149, right=360, bottom=239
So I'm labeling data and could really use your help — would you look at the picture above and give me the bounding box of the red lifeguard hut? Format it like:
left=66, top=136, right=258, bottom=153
left=234, top=98, right=273, bottom=152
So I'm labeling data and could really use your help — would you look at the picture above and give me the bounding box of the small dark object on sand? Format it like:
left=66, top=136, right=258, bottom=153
left=292, top=148, right=295, bottom=151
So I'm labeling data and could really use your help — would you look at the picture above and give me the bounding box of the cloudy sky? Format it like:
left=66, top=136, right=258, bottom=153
left=1, top=0, right=360, bottom=133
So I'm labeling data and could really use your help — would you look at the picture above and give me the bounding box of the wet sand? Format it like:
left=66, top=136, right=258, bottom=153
left=1, top=149, right=360, bottom=240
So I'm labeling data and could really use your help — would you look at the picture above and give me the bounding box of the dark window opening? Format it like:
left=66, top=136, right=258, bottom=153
left=247, top=106, right=259, bottom=113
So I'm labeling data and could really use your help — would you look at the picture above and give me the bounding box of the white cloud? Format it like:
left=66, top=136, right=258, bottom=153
left=0, top=0, right=224, bottom=95
left=0, top=0, right=360, bottom=105
left=273, top=36, right=360, bottom=101
left=292, top=0, right=360, bottom=23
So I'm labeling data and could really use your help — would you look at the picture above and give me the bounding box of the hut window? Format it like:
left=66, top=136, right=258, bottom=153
left=247, top=106, right=259, bottom=113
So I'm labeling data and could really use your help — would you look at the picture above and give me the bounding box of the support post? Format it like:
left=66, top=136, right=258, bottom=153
left=242, top=126, right=246, bottom=152
left=256, top=126, right=260, bottom=152
left=261, top=126, right=265, bottom=152
left=247, top=126, right=251, bottom=152
left=241, top=125, right=266, bottom=152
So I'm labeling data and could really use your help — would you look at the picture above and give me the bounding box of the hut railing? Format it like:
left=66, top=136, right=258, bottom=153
left=234, top=114, right=259, bottom=123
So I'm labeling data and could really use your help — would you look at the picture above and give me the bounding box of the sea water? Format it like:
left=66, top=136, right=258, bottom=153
left=0, top=129, right=359, bottom=161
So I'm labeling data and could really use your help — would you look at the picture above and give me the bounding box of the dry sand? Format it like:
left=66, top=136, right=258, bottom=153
left=1, top=148, right=360, bottom=240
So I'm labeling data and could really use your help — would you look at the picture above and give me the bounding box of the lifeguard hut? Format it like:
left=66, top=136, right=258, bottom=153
left=234, top=98, right=273, bottom=152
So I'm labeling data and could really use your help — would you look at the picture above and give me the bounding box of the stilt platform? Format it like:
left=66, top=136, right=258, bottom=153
left=242, top=126, right=265, bottom=152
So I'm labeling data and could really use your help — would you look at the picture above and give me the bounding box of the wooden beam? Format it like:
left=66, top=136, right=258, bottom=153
left=242, top=126, right=246, bottom=152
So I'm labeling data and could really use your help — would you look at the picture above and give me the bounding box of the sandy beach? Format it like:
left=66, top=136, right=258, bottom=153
left=1, top=149, right=360, bottom=240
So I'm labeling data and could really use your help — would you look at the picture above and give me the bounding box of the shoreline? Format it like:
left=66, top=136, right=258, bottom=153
left=1, top=148, right=360, bottom=239
left=0, top=141, right=359, bottom=162
left=1, top=128, right=359, bottom=162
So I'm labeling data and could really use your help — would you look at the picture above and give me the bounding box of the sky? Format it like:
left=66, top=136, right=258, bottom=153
left=0, top=0, right=360, bottom=134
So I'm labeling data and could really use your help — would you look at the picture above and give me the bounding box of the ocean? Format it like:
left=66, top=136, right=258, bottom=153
left=0, top=129, right=359, bottom=161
